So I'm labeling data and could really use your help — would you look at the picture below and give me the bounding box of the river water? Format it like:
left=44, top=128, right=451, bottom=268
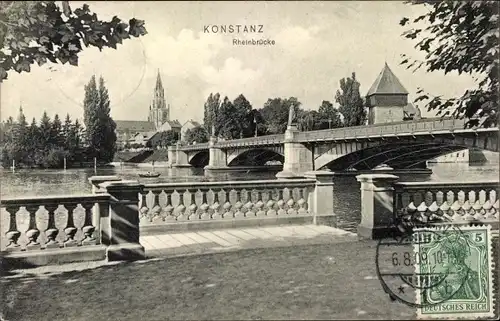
left=0, top=163, right=498, bottom=232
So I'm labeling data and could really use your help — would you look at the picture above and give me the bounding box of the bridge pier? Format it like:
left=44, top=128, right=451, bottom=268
left=204, top=136, right=228, bottom=172
left=166, top=145, right=176, bottom=168
left=172, top=142, right=192, bottom=168
left=276, top=125, right=313, bottom=178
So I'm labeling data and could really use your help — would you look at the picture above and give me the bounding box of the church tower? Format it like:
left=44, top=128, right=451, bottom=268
left=365, top=63, right=413, bottom=125
left=148, top=70, right=170, bottom=129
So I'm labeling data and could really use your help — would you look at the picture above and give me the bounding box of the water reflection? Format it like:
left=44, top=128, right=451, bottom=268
left=0, top=162, right=497, bottom=232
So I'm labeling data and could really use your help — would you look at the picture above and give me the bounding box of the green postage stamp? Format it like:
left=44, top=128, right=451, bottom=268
left=413, top=225, right=495, bottom=319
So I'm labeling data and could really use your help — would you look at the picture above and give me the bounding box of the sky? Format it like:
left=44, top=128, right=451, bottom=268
left=0, top=1, right=478, bottom=125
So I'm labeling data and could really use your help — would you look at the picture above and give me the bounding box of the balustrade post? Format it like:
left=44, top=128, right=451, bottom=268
left=305, top=171, right=335, bottom=225
left=356, top=174, right=399, bottom=239
left=89, top=176, right=121, bottom=246
left=99, top=180, right=145, bottom=261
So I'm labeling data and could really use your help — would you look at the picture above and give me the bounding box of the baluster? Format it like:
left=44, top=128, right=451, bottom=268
left=151, top=190, right=162, bottom=222
left=276, top=189, right=286, bottom=216
left=287, top=188, right=297, bottom=216
left=44, top=204, right=60, bottom=249
left=4, top=206, right=21, bottom=251
left=139, top=191, right=149, bottom=222
left=187, top=189, right=199, bottom=220
left=449, top=190, right=462, bottom=221
left=63, top=204, right=79, bottom=247
left=81, top=202, right=97, bottom=245
left=255, top=190, right=266, bottom=216
left=244, top=189, right=255, bottom=217
left=297, top=187, right=308, bottom=215
left=266, top=189, right=276, bottom=216
left=25, top=205, right=41, bottom=250
left=222, top=189, right=233, bottom=219
left=164, top=190, right=176, bottom=221
left=199, top=188, right=210, bottom=220
left=233, top=189, right=244, bottom=218
left=176, top=189, right=187, bottom=221
left=485, top=189, right=498, bottom=220
left=211, top=188, right=221, bottom=219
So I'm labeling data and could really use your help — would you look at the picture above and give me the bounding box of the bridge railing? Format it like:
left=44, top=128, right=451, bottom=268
left=214, top=134, right=284, bottom=148
left=1, top=194, right=110, bottom=254
left=176, top=118, right=472, bottom=151
left=296, top=117, right=466, bottom=142
left=178, top=142, right=209, bottom=151
left=356, top=174, right=499, bottom=239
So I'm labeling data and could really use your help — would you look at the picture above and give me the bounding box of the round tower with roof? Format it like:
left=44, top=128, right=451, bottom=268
left=365, top=63, right=421, bottom=124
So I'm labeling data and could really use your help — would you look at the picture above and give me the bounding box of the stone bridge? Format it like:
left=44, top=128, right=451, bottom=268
left=166, top=117, right=498, bottom=178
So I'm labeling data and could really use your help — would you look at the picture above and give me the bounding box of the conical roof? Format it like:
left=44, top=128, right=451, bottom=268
left=367, top=63, right=408, bottom=96
left=155, top=69, right=163, bottom=91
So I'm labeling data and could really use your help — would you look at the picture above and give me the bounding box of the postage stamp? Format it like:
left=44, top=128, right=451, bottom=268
left=414, top=225, right=495, bottom=319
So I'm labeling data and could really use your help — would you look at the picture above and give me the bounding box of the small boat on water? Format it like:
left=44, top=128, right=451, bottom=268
left=138, top=171, right=161, bottom=178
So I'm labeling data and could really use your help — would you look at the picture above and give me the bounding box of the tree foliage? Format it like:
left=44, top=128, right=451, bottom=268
left=335, top=72, right=366, bottom=127
left=82, top=75, right=116, bottom=162
left=0, top=1, right=147, bottom=80
left=317, top=100, right=343, bottom=129
left=400, top=1, right=498, bottom=127
left=259, top=97, right=302, bottom=134
left=148, top=130, right=179, bottom=148
left=203, top=93, right=220, bottom=136
left=215, top=96, right=240, bottom=139
left=0, top=109, right=85, bottom=168
left=184, top=126, right=209, bottom=144
left=232, top=94, right=254, bottom=138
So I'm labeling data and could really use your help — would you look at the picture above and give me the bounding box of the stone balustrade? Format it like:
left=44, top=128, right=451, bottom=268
left=1, top=194, right=110, bottom=252
left=393, top=181, right=499, bottom=225
left=1, top=172, right=335, bottom=267
left=138, top=179, right=316, bottom=226
left=356, top=174, right=499, bottom=239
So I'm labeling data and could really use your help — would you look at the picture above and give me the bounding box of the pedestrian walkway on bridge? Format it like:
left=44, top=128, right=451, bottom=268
left=140, top=224, right=358, bottom=258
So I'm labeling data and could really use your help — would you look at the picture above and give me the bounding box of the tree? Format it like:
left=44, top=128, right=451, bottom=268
left=83, top=75, right=98, bottom=147
left=184, top=126, right=209, bottom=144
left=82, top=75, right=117, bottom=162
left=297, top=110, right=322, bottom=131
left=400, top=1, right=498, bottom=128
left=96, top=76, right=116, bottom=162
left=38, top=111, right=52, bottom=148
left=50, top=113, right=63, bottom=146
left=25, top=117, right=39, bottom=166
left=148, top=130, right=179, bottom=148
left=62, top=113, right=72, bottom=149
left=259, top=97, right=302, bottom=134
left=232, top=94, right=254, bottom=138
left=317, top=100, right=343, bottom=129
left=215, top=96, right=240, bottom=139
left=0, top=1, right=147, bottom=80
left=335, top=72, right=366, bottom=127
left=203, top=93, right=220, bottom=136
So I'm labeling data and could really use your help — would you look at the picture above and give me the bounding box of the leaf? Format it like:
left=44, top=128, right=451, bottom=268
left=62, top=1, right=72, bottom=17
left=68, top=55, right=78, bottom=66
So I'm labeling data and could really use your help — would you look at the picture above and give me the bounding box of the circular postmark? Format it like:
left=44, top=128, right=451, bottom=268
left=375, top=224, right=472, bottom=308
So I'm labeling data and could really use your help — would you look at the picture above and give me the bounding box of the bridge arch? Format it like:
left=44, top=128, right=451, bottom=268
left=188, top=150, right=209, bottom=168
left=227, top=147, right=284, bottom=166
left=318, top=140, right=483, bottom=171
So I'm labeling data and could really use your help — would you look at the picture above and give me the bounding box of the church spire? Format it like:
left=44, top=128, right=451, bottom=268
left=155, top=69, right=163, bottom=92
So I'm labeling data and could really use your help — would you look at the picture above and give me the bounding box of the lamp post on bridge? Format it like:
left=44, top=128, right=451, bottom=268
left=254, top=114, right=258, bottom=137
